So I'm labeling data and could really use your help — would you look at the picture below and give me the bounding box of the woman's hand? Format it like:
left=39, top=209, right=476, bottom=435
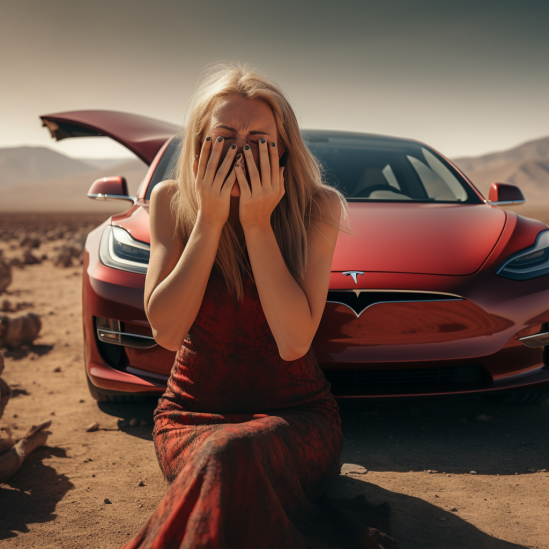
left=235, top=139, right=285, bottom=231
left=193, top=136, right=238, bottom=228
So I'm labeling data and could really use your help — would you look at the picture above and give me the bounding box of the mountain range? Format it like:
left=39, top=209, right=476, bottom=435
left=0, top=135, right=548, bottom=213
left=452, top=136, right=549, bottom=202
left=0, top=146, right=147, bottom=213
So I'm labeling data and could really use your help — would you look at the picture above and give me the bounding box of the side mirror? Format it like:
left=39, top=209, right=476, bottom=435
left=488, top=182, right=525, bottom=206
left=87, top=176, right=136, bottom=204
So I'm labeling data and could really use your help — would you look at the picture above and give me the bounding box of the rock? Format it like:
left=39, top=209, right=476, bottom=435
left=340, top=463, right=368, bottom=475
left=450, top=508, right=458, bottom=512
left=86, top=422, right=99, bottom=432
left=104, top=498, right=112, bottom=504
left=53, top=366, right=61, bottom=373
left=470, top=471, right=477, bottom=474
left=129, top=418, right=138, bottom=427
left=474, top=414, right=494, bottom=421
left=0, top=312, right=42, bottom=348
left=0, top=260, right=12, bottom=293
left=53, top=248, right=73, bottom=267
left=20, top=236, right=41, bottom=249
left=138, top=480, right=145, bottom=487
left=22, top=249, right=41, bottom=265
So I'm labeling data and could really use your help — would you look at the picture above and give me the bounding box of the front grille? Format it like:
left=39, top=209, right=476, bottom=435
left=324, top=365, right=491, bottom=395
left=326, top=290, right=461, bottom=317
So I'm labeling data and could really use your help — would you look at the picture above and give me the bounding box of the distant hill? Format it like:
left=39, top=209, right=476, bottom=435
left=0, top=146, right=147, bottom=213
left=0, top=146, right=95, bottom=187
left=452, top=136, right=549, bottom=202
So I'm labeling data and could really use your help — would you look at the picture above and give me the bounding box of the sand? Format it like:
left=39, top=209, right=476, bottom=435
left=0, top=212, right=548, bottom=549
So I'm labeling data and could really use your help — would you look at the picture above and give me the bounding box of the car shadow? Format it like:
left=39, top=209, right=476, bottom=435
left=328, top=475, right=527, bottom=549
left=338, top=394, right=549, bottom=475
left=97, top=399, right=159, bottom=441
left=0, top=446, right=73, bottom=540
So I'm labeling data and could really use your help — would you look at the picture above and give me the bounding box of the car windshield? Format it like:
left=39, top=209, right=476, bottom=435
left=147, top=132, right=481, bottom=203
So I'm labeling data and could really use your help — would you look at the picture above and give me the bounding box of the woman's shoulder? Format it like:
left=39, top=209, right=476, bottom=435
left=311, top=186, right=343, bottom=225
left=150, top=179, right=178, bottom=201
left=149, top=180, right=180, bottom=234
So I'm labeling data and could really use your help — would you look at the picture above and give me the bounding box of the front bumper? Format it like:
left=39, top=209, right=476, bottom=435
left=82, top=224, right=549, bottom=398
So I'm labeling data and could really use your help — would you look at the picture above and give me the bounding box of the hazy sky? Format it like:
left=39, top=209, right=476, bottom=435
left=1, top=0, right=548, bottom=159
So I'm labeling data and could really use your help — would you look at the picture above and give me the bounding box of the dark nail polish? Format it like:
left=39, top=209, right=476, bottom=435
left=206, top=136, right=211, bottom=141
left=217, top=136, right=224, bottom=142
left=244, top=144, right=250, bottom=150
left=231, top=143, right=237, bottom=149
left=271, top=142, right=276, bottom=147
left=236, top=153, right=242, bottom=159
left=260, top=138, right=266, bottom=144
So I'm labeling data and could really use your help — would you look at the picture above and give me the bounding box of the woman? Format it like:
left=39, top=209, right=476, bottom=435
left=122, top=64, right=397, bottom=549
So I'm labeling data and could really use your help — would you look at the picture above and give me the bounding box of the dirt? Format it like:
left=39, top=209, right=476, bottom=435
left=0, top=213, right=548, bottom=549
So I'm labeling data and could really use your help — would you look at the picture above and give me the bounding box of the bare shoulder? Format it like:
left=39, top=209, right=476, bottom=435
left=149, top=180, right=179, bottom=238
left=309, top=187, right=343, bottom=245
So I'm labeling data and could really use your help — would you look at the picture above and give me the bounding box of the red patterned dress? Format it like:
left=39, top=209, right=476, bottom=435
left=121, top=266, right=395, bottom=549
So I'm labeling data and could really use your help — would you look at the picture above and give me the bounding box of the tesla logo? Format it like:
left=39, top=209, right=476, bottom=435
left=342, top=271, right=365, bottom=284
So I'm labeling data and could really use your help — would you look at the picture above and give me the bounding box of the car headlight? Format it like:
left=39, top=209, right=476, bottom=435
left=496, top=230, right=549, bottom=280
left=99, top=225, right=150, bottom=274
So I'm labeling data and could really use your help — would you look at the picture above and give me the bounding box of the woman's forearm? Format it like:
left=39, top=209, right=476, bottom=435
left=244, top=223, right=315, bottom=361
left=146, top=217, right=223, bottom=351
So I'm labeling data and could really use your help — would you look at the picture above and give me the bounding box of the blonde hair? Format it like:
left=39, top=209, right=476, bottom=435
left=170, top=62, right=350, bottom=301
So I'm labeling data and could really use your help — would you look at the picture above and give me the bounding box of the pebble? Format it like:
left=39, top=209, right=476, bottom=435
left=450, top=508, right=458, bottom=512
left=474, top=414, right=494, bottom=421
left=104, top=498, right=112, bottom=504
left=470, top=471, right=477, bottom=474
left=86, top=422, right=99, bottom=432
left=129, top=418, right=138, bottom=427
left=341, top=463, right=368, bottom=475
left=53, top=366, right=61, bottom=373
left=138, top=480, right=145, bottom=487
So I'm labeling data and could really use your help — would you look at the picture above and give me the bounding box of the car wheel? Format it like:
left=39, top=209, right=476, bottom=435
left=482, top=391, right=549, bottom=405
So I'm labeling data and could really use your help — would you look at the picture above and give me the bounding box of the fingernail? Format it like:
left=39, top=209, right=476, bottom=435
left=217, top=136, right=224, bottom=142
left=236, top=153, right=242, bottom=159
left=271, top=142, right=276, bottom=147
left=205, top=136, right=211, bottom=142
left=235, top=163, right=240, bottom=167
left=260, top=138, right=266, bottom=144
left=244, top=144, right=250, bottom=151
left=231, top=144, right=237, bottom=149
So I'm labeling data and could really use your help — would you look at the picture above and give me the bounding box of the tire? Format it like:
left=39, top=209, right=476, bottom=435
left=482, top=391, right=549, bottom=405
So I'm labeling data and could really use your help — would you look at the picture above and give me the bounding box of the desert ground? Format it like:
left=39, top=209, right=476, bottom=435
left=0, top=211, right=548, bottom=549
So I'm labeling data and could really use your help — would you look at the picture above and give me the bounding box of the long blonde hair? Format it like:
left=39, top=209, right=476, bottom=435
left=170, top=63, right=350, bottom=300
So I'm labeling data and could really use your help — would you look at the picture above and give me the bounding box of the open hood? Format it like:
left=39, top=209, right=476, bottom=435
left=332, top=202, right=506, bottom=276
left=40, top=110, right=181, bottom=165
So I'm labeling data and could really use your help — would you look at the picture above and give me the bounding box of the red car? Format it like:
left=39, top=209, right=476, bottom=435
left=41, top=110, right=549, bottom=404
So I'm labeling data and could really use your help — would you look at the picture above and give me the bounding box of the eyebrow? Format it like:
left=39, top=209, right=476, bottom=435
left=213, top=125, right=269, bottom=136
